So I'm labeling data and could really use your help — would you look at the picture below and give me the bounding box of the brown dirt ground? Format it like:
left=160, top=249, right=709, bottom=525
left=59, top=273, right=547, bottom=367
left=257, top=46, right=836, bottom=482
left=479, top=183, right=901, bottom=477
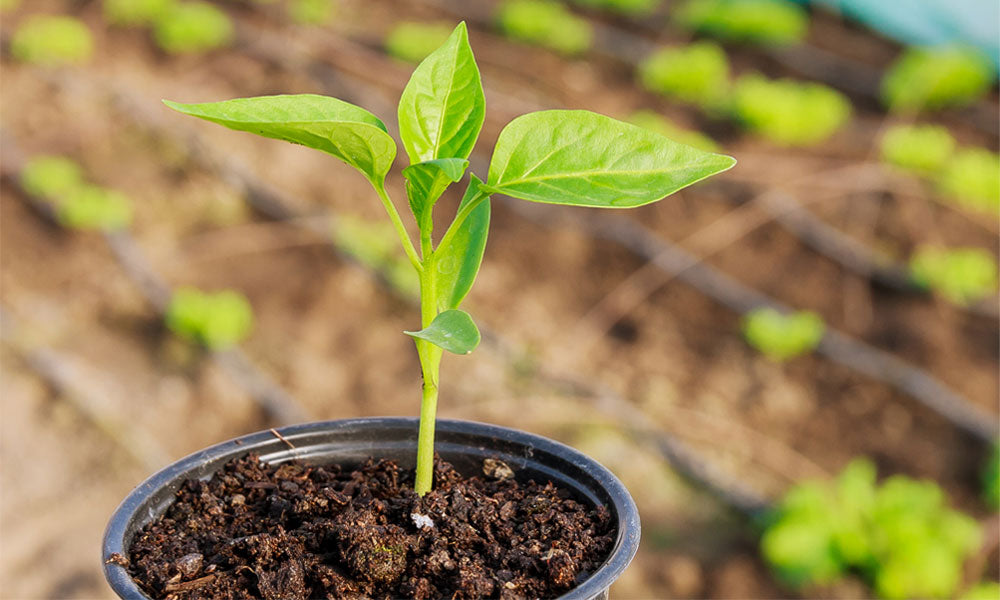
left=1, top=1, right=997, bottom=598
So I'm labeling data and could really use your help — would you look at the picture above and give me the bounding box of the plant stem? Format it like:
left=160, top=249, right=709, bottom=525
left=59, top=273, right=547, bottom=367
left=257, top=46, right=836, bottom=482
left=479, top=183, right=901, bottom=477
left=414, top=260, right=443, bottom=495
left=375, top=182, right=423, bottom=271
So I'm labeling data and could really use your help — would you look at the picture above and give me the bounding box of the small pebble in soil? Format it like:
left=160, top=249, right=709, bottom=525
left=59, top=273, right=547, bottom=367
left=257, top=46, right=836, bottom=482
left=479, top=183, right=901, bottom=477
left=126, top=453, right=614, bottom=600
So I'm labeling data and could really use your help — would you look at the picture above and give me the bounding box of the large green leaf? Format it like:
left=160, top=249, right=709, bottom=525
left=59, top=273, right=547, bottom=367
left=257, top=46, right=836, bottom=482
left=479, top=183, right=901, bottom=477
left=436, top=174, right=490, bottom=310
left=164, top=94, right=397, bottom=187
left=486, top=110, right=736, bottom=207
left=402, top=157, right=468, bottom=224
left=398, top=22, right=485, bottom=164
left=404, top=309, right=480, bottom=354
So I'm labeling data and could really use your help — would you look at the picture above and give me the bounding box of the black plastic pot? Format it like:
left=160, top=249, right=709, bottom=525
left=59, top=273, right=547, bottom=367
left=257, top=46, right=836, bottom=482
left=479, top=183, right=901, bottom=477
left=103, top=417, right=641, bottom=600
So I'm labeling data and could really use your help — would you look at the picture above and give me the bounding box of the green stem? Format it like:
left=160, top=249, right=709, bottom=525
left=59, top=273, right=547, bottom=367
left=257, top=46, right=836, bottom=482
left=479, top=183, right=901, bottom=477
left=414, top=260, right=443, bottom=495
left=375, top=182, right=423, bottom=271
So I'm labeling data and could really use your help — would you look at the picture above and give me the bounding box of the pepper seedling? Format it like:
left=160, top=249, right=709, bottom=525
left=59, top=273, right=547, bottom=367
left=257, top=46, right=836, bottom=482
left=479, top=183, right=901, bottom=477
left=384, top=22, right=454, bottom=64
left=11, top=15, right=93, bottom=66
left=166, top=288, right=255, bottom=350
left=103, top=0, right=175, bottom=27
left=638, top=42, right=731, bottom=110
left=936, top=148, right=1000, bottom=216
left=763, top=458, right=983, bottom=599
left=909, top=245, right=998, bottom=306
left=675, top=0, right=808, bottom=46
left=742, top=307, right=824, bottom=361
left=732, top=74, right=851, bottom=146
left=20, top=155, right=133, bottom=231
left=882, top=45, right=995, bottom=114
left=571, top=0, right=659, bottom=17
left=496, top=0, right=593, bottom=56
left=164, top=22, right=735, bottom=494
left=154, top=1, right=233, bottom=55
left=879, top=124, right=956, bottom=174
left=288, top=0, right=335, bottom=25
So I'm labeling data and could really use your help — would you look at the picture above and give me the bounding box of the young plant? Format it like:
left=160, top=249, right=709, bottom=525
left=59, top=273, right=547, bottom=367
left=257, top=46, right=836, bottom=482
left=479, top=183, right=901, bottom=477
left=909, top=245, right=998, bottom=306
left=675, top=0, right=808, bottom=45
left=496, top=0, right=593, bottom=56
left=936, top=148, right=1000, bottom=216
left=571, top=0, right=659, bottom=17
left=762, top=459, right=983, bottom=599
left=154, top=2, right=234, bottom=55
left=56, top=185, right=133, bottom=231
left=882, top=45, right=995, bottom=114
left=166, top=288, right=255, bottom=350
left=384, top=22, right=454, bottom=64
left=104, top=0, right=175, bottom=26
left=288, top=0, right=335, bottom=25
left=627, top=110, right=719, bottom=152
left=879, top=124, right=956, bottom=174
left=742, top=307, right=824, bottom=361
left=20, top=156, right=86, bottom=200
left=20, top=156, right=132, bottom=231
left=732, top=74, right=851, bottom=146
left=164, top=23, right=735, bottom=494
left=11, top=15, right=93, bottom=66
left=638, top=42, right=730, bottom=109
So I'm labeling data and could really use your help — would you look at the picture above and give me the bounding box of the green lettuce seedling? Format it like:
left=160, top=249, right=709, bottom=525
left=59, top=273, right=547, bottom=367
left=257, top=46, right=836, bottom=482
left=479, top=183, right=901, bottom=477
left=164, top=22, right=734, bottom=494
left=984, top=440, right=999, bottom=510
left=963, top=582, right=1000, bottom=600
left=11, top=15, right=93, bottom=66
left=732, top=74, right=851, bottom=146
left=57, top=185, right=132, bottom=231
left=879, top=124, right=956, bottom=174
left=627, top=110, right=719, bottom=152
left=675, top=0, right=808, bottom=45
left=571, top=0, right=659, bottom=16
left=332, top=214, right=420, bottom=299
left=20, top=156, right=132, bottom=231
left=104, top=0, right=175, bottom=26
left=763, top=459, right=982, bottom=599
left=288, top=0, right=335, bottom=25
left=638, top=42, right=730, bottom=109
left=497, top=0, right=593, bottom=56
left=20, top=156, right=86, bottom=200
left=936, top=148, right=1000, bottom=216
left=882, top=45, right=995, bottom=113
left=742, top=308, right=824, bottom=361
left=384, top=23, right=454, bottom=63
left=166, top=288, right=254, bottom=350
left=154, top=2, right=234, bottom=54
left=909, top=245, right=998, bottom=306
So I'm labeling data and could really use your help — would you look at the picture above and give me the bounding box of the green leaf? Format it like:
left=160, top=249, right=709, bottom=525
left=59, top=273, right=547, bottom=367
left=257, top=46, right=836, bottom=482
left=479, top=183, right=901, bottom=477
left=742, top=308, right=825, bottom=361
left=398, top=22, right=485, bottom=164
left=436, top=175, right=491, bottom=310
left=404, top=309, right=480, bottom=354
left=402, top=157, right=469, bottom=223
left=486, top=110, right=735, bottom=207
left=163, top=94, right=396, bottom=187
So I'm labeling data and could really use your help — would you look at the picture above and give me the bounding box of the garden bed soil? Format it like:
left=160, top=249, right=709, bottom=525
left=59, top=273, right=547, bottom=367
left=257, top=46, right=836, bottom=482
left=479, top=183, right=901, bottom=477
left=119, top=454, right=614, bottom=600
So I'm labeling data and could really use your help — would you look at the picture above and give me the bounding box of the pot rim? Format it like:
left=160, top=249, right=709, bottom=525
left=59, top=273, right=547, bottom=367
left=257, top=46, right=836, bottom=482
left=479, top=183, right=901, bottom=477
left=103, top=417, right=641, bottom=599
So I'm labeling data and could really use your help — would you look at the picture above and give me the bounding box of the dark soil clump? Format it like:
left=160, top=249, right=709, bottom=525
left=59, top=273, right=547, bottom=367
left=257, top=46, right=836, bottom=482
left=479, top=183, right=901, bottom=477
left=125, top=454, right=615, bottom=599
